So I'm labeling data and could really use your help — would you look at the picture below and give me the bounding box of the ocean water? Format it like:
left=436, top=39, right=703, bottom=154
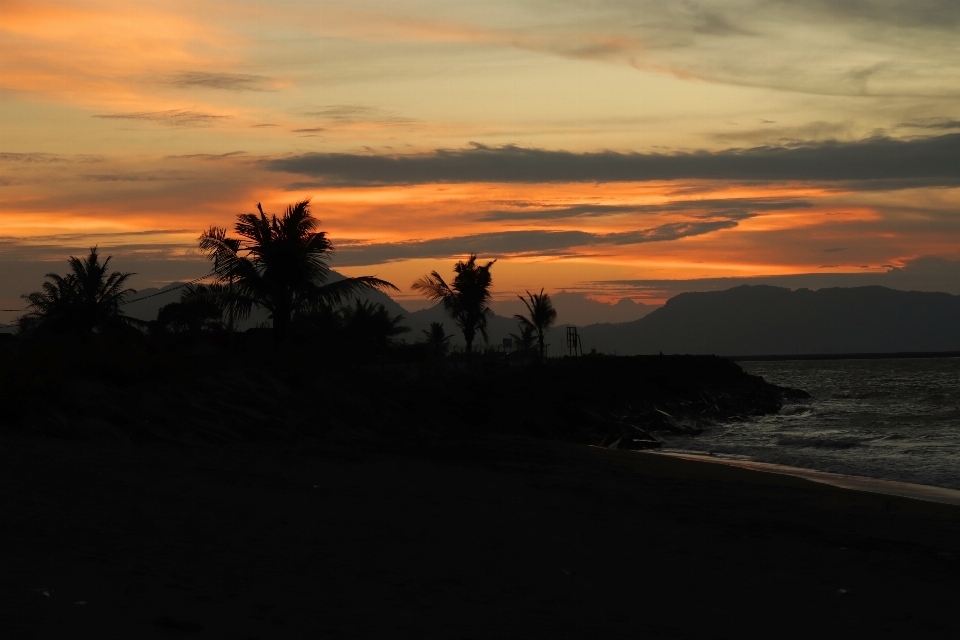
left=659, top=358, right=960, bottom=490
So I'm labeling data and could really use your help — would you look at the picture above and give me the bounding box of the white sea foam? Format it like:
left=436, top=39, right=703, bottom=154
left=657, top=357, right=960, bottom=490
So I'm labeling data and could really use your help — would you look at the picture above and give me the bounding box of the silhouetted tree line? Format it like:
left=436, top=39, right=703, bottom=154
left=14, top=200, right=560, bottom=362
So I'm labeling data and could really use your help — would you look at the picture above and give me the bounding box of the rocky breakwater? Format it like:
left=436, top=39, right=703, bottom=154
left=474, top=355, right=808, bottom=450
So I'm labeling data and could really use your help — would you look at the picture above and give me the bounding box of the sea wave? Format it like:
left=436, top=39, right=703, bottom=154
left=776, top=435, right=863, bottom=449
left=663, top=357, right=960, bottom=490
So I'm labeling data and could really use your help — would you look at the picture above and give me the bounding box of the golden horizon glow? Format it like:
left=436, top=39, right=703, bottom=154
left=3, top=1, right=960, bottom=313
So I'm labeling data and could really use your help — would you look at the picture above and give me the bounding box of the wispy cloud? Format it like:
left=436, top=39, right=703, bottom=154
left=94, top=110, right=228, bottom=128
left=332, top=219, right=741, bottom=266
left=298, top=104, right=416, bottom=127
left=304, top=105, right=377, bottom=122
left=164, top=71, right=275, bottom=92
left=0, top=153, right=65, bottom=164
left=899, top=118, right=960, bottom=130
left=80, top=173, right=185, bottom=183
left=586, top=256, right=960, bottom=301
left=0, top=153, right=104, bottom=164
left=479, top=198, right=811, bottom=222
left=165, top=151, right=247, bottom=161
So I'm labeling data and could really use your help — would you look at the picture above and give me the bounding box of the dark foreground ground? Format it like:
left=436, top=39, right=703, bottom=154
left=3, top=435, right=960, bottom=639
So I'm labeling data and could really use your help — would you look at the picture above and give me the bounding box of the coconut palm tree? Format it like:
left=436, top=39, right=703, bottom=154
left=152, top=285, right=223, bottom=335
left=422, top=321, right=451, bottom=357
left=513, top=288, right=557, bottom=359
left=198, top=200, right=397, bottom=340
left=199, top=227, right=241, bottom=332
left=20, top=247, right=138, bottom=337
left=509, top=322, right=537, bottom=353
left=411, top=255, right=496, bottom=354
left=341, top=298, right=410, bottom=353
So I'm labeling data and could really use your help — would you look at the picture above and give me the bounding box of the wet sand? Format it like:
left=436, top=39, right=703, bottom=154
left=655, top=451, right=960, bottom=506
left=3, top=434, right=960, bottom=639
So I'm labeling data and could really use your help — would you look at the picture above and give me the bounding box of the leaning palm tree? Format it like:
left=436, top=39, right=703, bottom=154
left=411, top=255, right=496, bottom=354
left=513, top=288, right=557, bottom=359
left=198, top=200, right=398, bottom=340
left=20, top=247, right=138, bottom=336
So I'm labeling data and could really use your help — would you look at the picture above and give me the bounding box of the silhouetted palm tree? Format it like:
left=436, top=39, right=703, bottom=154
left=411, top=255, right=496, bottom=354
left=422, top=321, right=451, bottom=357
left=20, top=247, right=138, bottom=337
left=341, top=298, right=410, bottom=352
left=509, top=321, right=537, bottom=353
left=513, top=288, right=557, bottom=359
left=153, top=285, right=223, bottom=334
left=199, top=227, right=241, bottom=332
left=198, top=200, right=397, bottom=340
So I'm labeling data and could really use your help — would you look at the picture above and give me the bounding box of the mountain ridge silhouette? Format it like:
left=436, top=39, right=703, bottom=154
left=577, top=285, right=960, bottom=356
left=121, top=281, right=960, bottom=356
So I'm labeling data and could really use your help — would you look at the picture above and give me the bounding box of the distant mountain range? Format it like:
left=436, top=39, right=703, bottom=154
left=120, top=282, right=960, bottom=356
left=121, top=273, right=653, bottom=351
left=577, top=285, right=960, bottom=356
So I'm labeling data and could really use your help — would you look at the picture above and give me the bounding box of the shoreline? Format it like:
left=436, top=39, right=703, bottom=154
left=730, top=350, right=960, bottom=361
left=650, top=449, right=960, bottom=506
left=4, top=435, right=960, bottom=637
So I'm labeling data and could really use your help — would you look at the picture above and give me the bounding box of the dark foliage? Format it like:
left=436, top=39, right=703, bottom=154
left=0, top=333, right=800, bottom=452
left=340, top=299, right=410, bottom=356
left=421, top=322, right=452, bottom=357
left=151, top=285, right=224, bottom=335
left=509, top=322, right=536, bottom=353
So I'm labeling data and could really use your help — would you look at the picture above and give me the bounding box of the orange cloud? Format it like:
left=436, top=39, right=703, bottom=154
left=0, top=0, right=243, bottom=111
left=4, top=142, right=960, bottom=307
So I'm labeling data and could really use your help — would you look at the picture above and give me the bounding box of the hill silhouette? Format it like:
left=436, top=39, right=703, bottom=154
left=123, top=282, right=960, bottom=355
left=578, top=285, right=960, bottom=356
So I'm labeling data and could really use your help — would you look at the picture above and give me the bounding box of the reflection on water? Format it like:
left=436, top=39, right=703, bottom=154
left=659, top=358, right=960, bottom=490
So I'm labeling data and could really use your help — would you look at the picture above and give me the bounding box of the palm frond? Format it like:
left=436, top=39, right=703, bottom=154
left=411, top=272, right=452, bottom=303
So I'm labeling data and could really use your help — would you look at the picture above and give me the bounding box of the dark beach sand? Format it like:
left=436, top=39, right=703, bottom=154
left=3, top=434, right=960, bottom=639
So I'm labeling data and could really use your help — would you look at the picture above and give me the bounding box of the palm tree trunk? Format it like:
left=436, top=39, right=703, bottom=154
left=272, top=298, right=292, bottom=343
left=464, top=327, right=475, bottom=354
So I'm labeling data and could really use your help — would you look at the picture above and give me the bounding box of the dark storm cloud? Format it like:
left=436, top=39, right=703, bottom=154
left=331, top=220, right=740, bottom=266
left=164, top=72, right=274, bottom=91
left=266, top=135, right=960, bottom=186
left=94, top=110, right=228, bottom=127
left=479, top=198, right=810, bottom=222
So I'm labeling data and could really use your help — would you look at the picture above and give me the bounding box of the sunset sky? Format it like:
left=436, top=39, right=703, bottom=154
left=3, top=0, right=960, bottom=319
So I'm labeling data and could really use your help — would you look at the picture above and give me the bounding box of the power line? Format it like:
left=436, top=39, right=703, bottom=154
left=120, top=272, right=216, bottom=305
left=0, top=272, right=217, bottom=314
